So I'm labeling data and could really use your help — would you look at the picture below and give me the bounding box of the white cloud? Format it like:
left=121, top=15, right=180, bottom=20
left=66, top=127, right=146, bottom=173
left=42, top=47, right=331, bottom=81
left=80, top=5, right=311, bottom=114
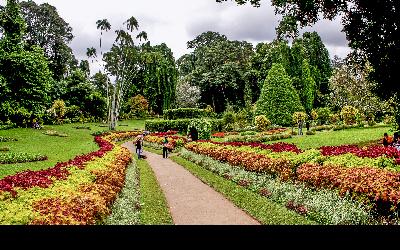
left=1, top=0, right=352, bottom=69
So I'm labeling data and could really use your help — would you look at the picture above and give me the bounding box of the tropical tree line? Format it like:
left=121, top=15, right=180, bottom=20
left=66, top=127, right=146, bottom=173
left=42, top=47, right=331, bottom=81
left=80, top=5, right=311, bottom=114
left=175, top=29, right=391, bottom=127
left=0, top=0, right=177, bottom=129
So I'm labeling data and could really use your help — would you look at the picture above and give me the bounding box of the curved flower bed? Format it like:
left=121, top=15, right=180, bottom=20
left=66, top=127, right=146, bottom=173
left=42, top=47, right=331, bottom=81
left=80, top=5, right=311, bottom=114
left=185, top=141, right=400, bottom=215
left=0, top=131, right=141, bottom=225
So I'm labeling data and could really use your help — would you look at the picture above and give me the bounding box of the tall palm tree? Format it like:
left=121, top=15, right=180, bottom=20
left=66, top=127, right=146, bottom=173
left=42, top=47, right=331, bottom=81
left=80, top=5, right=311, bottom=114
left=96, top=19, right=111, bottom=125
left=86, top=47, right=97, bottom=63
left=96, top=19, right=111, bottom=56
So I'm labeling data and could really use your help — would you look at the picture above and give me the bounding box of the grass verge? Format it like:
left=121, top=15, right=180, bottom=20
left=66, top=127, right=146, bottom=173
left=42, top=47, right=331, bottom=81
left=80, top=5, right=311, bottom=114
left=138, top=159, right=173, bottom=225
left=144, top=146, right=163, bottom=155
left=104, top=161, right=141, bottom=225
left=170, top=156, right=316, bottom=225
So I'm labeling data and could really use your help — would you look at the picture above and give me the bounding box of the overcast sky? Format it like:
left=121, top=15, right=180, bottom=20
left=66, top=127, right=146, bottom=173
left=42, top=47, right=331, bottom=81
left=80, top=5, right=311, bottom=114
left=2, top=0, right=352, bottom=72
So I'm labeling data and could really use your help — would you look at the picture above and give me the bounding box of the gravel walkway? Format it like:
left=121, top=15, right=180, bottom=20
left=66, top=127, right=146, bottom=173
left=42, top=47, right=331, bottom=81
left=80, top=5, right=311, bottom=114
left=122, top=142, right=260, bottom=225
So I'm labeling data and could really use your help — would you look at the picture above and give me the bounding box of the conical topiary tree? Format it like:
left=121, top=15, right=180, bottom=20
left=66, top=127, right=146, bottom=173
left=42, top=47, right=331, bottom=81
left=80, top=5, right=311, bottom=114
left=255, top=63, right=304, bottom=126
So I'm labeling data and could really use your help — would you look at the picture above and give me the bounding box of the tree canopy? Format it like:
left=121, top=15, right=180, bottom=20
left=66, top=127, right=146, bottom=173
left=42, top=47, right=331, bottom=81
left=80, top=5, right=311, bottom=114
left=217, top=0, right=400, bottom=101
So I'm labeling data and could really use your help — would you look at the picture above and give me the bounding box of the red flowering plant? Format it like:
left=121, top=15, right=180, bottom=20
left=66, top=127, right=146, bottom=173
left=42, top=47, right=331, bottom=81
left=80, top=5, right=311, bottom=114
left=202, top=141, right=302, bottom=154
left=320, top=145, right=400, bottom=164
left=212, top=132, right=225, bottom=138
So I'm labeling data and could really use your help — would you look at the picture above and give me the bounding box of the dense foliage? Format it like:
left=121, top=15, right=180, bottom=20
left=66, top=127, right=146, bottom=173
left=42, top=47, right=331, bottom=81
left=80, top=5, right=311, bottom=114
left=255, top=63, right=304, bottom=126
left=163, top=108, right=214, bottom=120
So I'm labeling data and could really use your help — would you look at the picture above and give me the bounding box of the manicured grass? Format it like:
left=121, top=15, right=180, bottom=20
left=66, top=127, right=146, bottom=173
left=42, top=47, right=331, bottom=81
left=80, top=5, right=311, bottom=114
left=271, top=126, right=390, bottom=150
left=138, top=159, right=173, bottom=225
left=144, top=146, right=163, bottom=155
left=171, top=156, right=316, bottom=225
left=0, top=120, right=146, bottom=179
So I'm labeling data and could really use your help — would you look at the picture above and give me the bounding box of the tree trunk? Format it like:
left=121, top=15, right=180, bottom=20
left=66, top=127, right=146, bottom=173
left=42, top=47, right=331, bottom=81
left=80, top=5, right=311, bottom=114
left=110, top=85, right=117, bottom=130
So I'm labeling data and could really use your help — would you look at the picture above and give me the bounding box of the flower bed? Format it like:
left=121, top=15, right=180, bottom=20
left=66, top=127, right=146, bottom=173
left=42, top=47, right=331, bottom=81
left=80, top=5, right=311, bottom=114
left=184, top=141, right=400, bottom=216
left=144, top=134, right=187, bottom=149
left=203, top=141, right=302, bottom=154
left=224, top=133, right=292, bottom=143
left=212, top=132, right=225, bottom=138
left=179, top=149, right=372, bottom=225
left=0, top=131, right=141, bottom=225
left=320, top=145, right=400, bottom=160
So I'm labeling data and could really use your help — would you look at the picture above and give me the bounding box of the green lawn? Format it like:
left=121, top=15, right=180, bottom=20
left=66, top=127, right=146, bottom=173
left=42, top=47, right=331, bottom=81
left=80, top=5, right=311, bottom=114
left=171, top=156, right=316, bottom=225
left=138, top=159, right=173, bottom=225
left=0, top=120, right=146, bottom=179
left=274, top=126, right=390, bottom=149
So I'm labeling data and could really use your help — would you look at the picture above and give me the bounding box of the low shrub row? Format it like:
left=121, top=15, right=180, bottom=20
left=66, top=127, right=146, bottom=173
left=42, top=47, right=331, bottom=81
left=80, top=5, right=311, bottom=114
left=145, top=119, right=224, bottom=133
left=0, top=136, right=17, bottom=142
left=0, top=152, right=48, bottom=164
left=163, top=108, right=215, bottom=120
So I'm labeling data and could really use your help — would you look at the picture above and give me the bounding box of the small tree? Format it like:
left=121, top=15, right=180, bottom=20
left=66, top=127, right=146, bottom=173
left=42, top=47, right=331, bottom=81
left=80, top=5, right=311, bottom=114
left=341, top=105, right=359, bottom=125
left=293, top=112, right=308, bottom=135
left=49, top=99, right=66, bottom=124
left=316, top=107, right=331, bottom=125
left=128, top=94, right=149, bottom=118
left=255, top=63, right=304, bottom=126
left=255, top=115, right=271, bottom=132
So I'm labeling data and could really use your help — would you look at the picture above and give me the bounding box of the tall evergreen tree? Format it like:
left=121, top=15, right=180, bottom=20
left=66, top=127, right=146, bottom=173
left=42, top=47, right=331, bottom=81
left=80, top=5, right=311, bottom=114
left=255, top=63, right=304, bottom=126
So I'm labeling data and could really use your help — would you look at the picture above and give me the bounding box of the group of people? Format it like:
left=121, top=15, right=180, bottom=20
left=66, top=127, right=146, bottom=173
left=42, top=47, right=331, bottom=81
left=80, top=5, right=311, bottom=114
left=134, top=133, right=170, bottom=159
left=383, top=132, right=400, bottom=150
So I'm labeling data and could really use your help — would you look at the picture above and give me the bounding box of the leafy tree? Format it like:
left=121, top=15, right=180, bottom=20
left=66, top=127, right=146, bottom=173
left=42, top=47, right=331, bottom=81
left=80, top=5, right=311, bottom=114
left=61, top=69, right=106, bottom=120
left=0, top=0, right=53, bottom=126
left=101, top=17, right=149, bottom=129
left=300, top=59, right=316, bottom=115
left=79, top=60, right=90, bottom=77
left=255, top=63, right=304, bottom=126
left=175, top=78, right=201, bottom=108
left=218, top=0, right=400, bottom=127
left=91, top=71, right=110, bottom=98
left=19, top=1, right=77, bottom=80
left=180, top=31, right=254, bottom=113
left=328, top=59, right=390, bottom=118
left=126, top=94, right=149, bottom=118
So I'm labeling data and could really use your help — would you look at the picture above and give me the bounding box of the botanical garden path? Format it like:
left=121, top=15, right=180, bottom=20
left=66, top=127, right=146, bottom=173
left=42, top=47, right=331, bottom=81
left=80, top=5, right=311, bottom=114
left=122, top=142, right=260, bottom=225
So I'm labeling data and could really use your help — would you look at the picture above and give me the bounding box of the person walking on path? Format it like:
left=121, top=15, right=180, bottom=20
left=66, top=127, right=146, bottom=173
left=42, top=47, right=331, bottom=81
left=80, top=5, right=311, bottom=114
left=135, top=134, right=144, bottom=159
left=162, top=136, right=169, bottom=159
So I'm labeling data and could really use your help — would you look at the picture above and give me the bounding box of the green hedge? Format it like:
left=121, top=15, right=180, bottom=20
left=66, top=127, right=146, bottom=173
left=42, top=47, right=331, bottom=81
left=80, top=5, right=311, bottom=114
left=163, top=108, right=214, bottom=120
left=145, top=119, right=223, bottom=133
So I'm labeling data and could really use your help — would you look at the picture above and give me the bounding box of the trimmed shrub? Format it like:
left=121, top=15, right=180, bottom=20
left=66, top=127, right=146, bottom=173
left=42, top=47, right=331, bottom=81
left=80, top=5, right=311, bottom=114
left=255, top=63, right=304, bottom=126
left=188, top=119, right=212, bottom=140
left=163, top=108, right=214, bottom=120
left=145, top=119, right=223, bottom=133
left=223, top=111, right=236, bottom=132
left=255, top=115, right=271, bottom=132
left=316, top=107, right=331, bottom=125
